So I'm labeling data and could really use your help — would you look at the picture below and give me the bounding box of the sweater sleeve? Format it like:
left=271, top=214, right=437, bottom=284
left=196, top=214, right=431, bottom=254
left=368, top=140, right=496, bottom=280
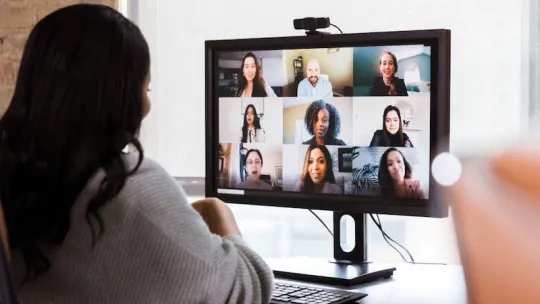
left=122, top=158, right=274, bottom=304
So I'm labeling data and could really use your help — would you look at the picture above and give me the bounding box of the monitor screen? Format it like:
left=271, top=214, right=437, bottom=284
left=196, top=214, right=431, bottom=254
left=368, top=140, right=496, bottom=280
left=207, top=30, right=450, bottom=216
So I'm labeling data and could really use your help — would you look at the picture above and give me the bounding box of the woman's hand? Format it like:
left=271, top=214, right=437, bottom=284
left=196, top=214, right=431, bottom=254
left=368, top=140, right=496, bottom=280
left=191, top=198, right=242, bottom=237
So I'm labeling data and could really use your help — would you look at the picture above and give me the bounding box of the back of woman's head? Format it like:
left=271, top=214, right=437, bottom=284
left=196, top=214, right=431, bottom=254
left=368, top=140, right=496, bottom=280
left=0, top=4, right=150, bottom=279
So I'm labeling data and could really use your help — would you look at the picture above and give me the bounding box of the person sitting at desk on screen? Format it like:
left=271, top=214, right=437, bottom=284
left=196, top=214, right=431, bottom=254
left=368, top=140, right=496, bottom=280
left=237, top=149, right=273, bottom=190
left=369, top=52, right=408, bottom=96
left=0, top=4, right=273, bottom=304
left=295, top=145, right=342, bottom=194
left=369, top=105, right=413, bottom=147
left=240, top=104, right=265, bottom=143
left=378, top=148, right=425, bottom=199
left=302, top=100, right=346, bottom=146
left=297, top=58, right=333, bottom=98
left=235, top=52, right=277, bottom=97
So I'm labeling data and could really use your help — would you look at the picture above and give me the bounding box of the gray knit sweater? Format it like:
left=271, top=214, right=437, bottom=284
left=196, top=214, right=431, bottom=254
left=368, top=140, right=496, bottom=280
left=10, top=153, right=274, bottom=303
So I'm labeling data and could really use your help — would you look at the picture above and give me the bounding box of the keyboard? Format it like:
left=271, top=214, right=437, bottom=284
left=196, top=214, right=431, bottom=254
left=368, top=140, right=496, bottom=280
left=271, top=281, right=367, bottom=304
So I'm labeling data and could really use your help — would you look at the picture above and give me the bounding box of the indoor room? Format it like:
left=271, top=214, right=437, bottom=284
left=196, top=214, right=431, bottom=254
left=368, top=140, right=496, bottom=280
left=0, top=0, right=538, bottom=303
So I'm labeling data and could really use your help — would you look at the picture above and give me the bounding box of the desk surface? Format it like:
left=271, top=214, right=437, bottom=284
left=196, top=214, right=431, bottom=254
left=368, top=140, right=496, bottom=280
left=273, top=261, right=467, bottom=304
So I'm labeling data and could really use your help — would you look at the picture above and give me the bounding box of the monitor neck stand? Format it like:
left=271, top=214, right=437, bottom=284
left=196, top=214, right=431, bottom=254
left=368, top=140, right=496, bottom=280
left=269, top=212, right=396, bottom=286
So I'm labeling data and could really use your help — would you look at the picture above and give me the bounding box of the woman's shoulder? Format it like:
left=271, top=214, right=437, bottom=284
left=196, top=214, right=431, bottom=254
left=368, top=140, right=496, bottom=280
left=120, top=152, right=186, bottom=201
left=372, top=76, right=384, bottom=84
left=371, top=130, right=384, bottom=141
left=264, top=83, right=277, bottom=97
left=82, top=152, right=188, bottom=214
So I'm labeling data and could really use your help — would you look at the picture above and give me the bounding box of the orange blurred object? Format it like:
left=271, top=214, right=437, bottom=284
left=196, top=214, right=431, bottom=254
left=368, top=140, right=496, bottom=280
left=448, top=150, right=540, bottom=303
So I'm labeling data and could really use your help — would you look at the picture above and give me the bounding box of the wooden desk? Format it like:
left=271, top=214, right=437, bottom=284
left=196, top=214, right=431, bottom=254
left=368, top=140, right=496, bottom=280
left=275, top=263, right=467, bottom=304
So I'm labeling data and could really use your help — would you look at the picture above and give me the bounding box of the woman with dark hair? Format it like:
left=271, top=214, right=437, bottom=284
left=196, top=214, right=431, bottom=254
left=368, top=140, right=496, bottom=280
left=302, top=100, right=346, bottom=146
left=237, top=149, right=273, bottom=190
left=236, top=52, right=277, bottom=97
left=0, top=4, right=272, bottom=303
left=240, top=104, right=266, bottom=143
left=377, top=148, right=425, bottom=199
left=294, top=145, right=342, bottom=194
left=370, top=105, right=413, bottom=147
left=369, top=51, right=408, bottom=96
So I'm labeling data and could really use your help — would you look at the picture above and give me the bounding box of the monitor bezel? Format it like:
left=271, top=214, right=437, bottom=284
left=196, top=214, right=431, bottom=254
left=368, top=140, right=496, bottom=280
left=205, top=29, right=451, bottom=218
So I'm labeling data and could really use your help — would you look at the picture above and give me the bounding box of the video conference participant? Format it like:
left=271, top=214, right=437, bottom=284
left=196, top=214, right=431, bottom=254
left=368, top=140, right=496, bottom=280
left=240, top=104, right=266, bottom=143
left=297, top=58, right=333, bottom=98
left=236, top=52, right=277, bottom=97
left=303, top=100, right=346, bottom=146
left=237, top=149, right=273, bottom=190
left=377, top=147, right=425, bottom=199
left=369, top=105, right=413, bottom=147
left=369, top=51, right=408, bottom=96
left=294, top=145, right=342, bottom=194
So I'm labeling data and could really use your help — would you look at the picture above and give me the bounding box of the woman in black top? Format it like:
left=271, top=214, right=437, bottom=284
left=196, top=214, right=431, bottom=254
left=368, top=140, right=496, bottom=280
left=369, top=105, right=413, bottom=147
left=369, top=51, right=408, bottom=96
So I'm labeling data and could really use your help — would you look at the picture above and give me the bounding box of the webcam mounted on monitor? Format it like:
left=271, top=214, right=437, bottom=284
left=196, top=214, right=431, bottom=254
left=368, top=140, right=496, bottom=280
left=205, top=27, right=451, bottom=286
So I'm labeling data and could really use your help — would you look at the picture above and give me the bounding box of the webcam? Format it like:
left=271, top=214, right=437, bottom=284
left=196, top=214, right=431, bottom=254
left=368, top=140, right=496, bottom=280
left=293, top=17, right=331, bottom=36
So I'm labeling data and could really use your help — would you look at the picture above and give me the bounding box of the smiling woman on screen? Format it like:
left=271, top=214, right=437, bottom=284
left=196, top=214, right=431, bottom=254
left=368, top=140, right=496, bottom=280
left=295, top=145, right=343, bottom=194
left=370, top=105, right=413, bottom=147
left=369, top=51, right=408, bottom=96
left=236, top=52, right=277, bottom=98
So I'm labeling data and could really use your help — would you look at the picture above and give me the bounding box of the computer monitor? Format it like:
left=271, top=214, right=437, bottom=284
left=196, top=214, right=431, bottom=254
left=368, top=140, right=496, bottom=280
left=205, top=29, right=451, bottom=286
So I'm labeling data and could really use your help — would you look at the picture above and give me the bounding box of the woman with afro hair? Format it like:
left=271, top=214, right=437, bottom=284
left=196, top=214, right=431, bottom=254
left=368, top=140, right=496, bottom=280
left=302, top=100, right=346, bottom=146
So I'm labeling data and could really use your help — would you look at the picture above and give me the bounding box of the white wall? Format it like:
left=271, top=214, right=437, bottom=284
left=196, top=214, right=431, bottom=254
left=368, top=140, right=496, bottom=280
left=261, top=58, right=287, bottom=87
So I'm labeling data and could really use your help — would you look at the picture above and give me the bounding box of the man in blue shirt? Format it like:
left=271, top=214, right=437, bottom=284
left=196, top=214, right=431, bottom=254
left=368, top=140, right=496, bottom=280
left=297, top=58, right=333, bottom=98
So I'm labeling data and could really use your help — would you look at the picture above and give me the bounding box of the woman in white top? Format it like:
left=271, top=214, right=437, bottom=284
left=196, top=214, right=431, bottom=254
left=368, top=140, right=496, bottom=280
left=236, top=52, right=277, bottom=97
left=240, top=104, right=266, bottom=143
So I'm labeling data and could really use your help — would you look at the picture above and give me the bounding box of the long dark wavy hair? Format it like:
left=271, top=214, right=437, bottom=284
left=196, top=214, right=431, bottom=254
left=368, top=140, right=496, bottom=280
left=236, top=52, right=268, bottom=97
left=381, top=105, right=404, bottom=146
left=378, top=148, right=412, bottom=197
left=241, top=104, right=262, bottom=143
left=300, top=145, right=336, bottom=193
left=0, top=4, right=150, bottom=280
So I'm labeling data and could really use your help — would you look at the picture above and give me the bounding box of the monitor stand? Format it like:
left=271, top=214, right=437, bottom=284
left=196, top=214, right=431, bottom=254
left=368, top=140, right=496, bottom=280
left=269, top=212, right=396, bottom=286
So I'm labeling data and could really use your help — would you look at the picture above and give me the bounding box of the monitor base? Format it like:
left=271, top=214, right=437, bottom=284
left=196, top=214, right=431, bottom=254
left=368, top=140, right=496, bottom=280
left=268, top=257, right=396, bottom=286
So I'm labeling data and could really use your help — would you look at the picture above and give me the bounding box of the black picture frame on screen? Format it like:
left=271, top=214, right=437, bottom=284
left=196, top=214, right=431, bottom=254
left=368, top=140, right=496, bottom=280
left=337, top=147, right=353, bottom=173
left=205, top=29, right=451, bottom=219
